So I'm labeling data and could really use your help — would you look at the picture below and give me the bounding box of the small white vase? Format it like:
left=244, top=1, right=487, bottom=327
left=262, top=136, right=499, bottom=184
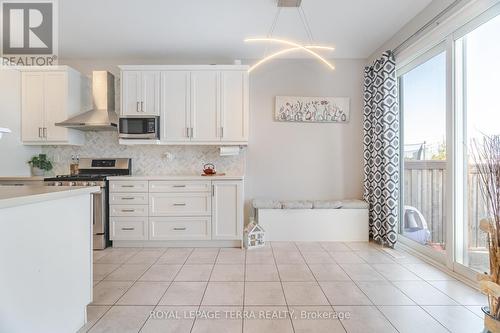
left=31, top=167, right=45, bottom=176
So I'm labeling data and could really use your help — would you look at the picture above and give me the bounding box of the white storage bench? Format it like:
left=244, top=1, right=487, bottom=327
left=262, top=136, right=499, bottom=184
left=253, top=199, right=369, bottom=242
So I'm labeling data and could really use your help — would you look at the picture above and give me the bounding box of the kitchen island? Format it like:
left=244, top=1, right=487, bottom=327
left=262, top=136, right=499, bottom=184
left=0, top=185, right=99, bottom=333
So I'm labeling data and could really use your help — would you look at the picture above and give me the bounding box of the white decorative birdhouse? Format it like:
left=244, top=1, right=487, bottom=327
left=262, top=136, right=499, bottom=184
left=244, top=221, right=265, bottom=249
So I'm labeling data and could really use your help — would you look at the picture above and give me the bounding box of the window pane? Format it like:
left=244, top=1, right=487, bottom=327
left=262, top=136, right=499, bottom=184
left=400, top=51, right=447, bottom=253
left=457, top=13, right=500, bottom=273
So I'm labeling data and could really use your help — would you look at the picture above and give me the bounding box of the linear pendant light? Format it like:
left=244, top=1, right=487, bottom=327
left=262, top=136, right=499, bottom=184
left=245, top=1, right=335, bottom=73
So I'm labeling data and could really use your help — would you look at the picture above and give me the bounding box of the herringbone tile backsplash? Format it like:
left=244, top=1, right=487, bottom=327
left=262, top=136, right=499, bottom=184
left=42, top=132, right=245, bottom=176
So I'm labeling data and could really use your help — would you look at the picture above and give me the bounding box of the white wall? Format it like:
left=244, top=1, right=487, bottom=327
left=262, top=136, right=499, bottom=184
left=245, top=59, right=365, bottom=207
left=0, top=69, right=40, bottom=176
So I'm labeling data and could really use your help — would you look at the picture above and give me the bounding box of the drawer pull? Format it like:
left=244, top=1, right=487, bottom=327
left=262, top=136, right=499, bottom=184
left=173, top=203, right=186, bottom=206
left=121, top=209, right=135, bottom=212
left=121, top=227, right=135, bottom=231
left=121, top=185, right=135, bottom=188
left=121, top=197, right=135, bottom=200
left=173, top=227, right=187, bottom=231
left=173, top=185, right=186, bottom=188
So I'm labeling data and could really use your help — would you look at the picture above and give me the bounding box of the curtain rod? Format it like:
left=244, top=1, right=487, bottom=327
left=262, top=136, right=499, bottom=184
left=393, top=0, right=464, bottom=55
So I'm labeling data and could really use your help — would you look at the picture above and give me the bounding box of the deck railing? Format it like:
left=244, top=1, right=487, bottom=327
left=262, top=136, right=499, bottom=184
left=403, top=160, right=487, bottom=249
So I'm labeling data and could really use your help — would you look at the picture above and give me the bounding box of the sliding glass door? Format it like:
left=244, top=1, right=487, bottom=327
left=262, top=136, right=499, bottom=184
left=397, top=4, right=500, bottom=278
left=455, top=12, right=500, bottom=275
left=398, top=47, right=448, bottom=262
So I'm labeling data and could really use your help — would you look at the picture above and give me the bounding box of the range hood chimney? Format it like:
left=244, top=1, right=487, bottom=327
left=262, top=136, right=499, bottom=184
left=56, top=71, right=118, bottom=131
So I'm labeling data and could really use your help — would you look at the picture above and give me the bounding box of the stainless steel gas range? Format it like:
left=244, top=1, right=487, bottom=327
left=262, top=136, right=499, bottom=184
left=44, top=158, right=132, bottom=250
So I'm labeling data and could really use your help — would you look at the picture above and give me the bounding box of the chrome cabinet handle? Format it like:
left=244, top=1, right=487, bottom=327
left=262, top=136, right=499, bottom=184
left=141, top=101, right=144, bottom=112
left=121, top=209, right=135, bottom=212
left=136, top=101, right=140, bottom=112
left=38, top=127, right=42, bottom=138
left=186, top=127, right=190, bottom=138
left=173, top=227, right=186, bottom=231
left=121, top=185, right=134, bottom=188
left=121, top=197, right=135, bottom=200
left=121, top=227, right=135, bottom=231
left=173, top=185, right=186, bottom=188
left=173, top=203, right=186, bottom=206
left=43, top=127, right=47, bottom=138
left=221, top=127, right=224, bottom=138
left=190, top=127, right=193, bottom=138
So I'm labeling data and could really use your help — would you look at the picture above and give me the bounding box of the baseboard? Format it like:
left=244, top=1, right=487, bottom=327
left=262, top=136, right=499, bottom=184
left=112, top=240, right=242, bottom=248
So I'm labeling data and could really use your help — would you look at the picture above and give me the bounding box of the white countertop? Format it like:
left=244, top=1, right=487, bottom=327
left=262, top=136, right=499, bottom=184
left=0, top=176, right=45, bottom=181
left=108, top=175, right=244, bottom=181
left=0, top=186, right=100, bottom=209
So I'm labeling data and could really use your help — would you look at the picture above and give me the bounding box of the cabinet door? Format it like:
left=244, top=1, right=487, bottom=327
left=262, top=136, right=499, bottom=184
left=190, top=71, right=219, bottom=141
left=121, top=71, right=141, bottom=115
left=21, top=72, right=44, bottom=142
left=141, top=71, right=160, bottom=115
left=212, top=181, right=243, bottom=240
left=44, top=72, right=68, bottom=141
left=161, top=71, right=190, bottom=141
left=220, top=71, right=248, bottom=142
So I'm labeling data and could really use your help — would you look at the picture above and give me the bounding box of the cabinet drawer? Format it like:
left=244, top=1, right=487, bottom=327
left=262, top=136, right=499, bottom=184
left=110, top=217, right=148, bottom=240
left=109, top=193, right=148, bottom=205
left=149, top=217, right=211, bottom=240
left=110, top=181, right=148, bottom=193
left=149, top=193, right=211, bottom=216
left=110, top=205, right=148, bottom=217
left=149, top=180, right=211, bottom=193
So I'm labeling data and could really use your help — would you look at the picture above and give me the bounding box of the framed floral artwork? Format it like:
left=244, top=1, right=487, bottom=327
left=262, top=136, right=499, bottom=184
left=275, top=96, right=350, bottom=123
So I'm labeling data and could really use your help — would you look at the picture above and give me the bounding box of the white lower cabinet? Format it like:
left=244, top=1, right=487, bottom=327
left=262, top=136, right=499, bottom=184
left=149, top=216, right=211, bottom=240
left=212, top=181, right=243, bottom=240
left=109, top=178, right=243, bottom=243
left=110, top=217, right=148, bottom=240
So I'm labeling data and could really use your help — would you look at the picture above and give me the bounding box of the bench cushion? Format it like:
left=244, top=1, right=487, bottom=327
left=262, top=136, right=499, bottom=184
left=339, top=199, right=369, bottom=209
left=252, top=199, right=282, bottom=209
left=281, top=200, right=313, bottom=209
left=313, top=200, right=343, bottom=209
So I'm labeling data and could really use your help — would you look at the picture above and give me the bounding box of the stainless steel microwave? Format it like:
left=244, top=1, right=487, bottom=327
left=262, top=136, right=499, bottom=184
left=119, top=116, right=160, bottom=139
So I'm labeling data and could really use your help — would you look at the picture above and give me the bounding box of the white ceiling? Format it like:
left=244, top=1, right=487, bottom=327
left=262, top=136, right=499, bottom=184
left=59, top=0, right=433, bottom=60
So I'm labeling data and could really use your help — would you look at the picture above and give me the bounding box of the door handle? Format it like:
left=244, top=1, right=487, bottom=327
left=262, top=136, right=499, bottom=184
left=186, top=127, right=190, bottom=138
left=136, top=101, right=140, bottom=112
left=173, top=203, right=186, bottom=206
left=38, top=127, right=42, bottom=138
left=141, top=101, right=144, bottom=112
left=221, top=127, right=224, bottom=138
left=121, top=227, right=135, bottom=231
left=173, top=227, right=187, bottom=231
left=43, top=127, right=47, bottom=138
left=190, top=127, right=193, bottom=138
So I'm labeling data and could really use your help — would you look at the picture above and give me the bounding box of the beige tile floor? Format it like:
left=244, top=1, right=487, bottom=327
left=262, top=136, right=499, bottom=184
left=80, top=242, right=488, bottom=333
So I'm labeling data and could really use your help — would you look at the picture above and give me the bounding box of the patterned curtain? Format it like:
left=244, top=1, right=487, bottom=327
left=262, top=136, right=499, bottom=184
left=363, top=51, right=399, bottom=248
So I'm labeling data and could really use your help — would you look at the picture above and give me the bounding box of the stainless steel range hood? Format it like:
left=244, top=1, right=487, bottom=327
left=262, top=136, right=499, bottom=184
left=56, top=71, right=118, bottom=131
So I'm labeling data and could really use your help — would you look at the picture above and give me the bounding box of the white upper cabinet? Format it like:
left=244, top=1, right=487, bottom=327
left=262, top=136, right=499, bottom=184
left=21, top=67, right=85, bottom=145
left=120, top=65, right=249, bottom=145
left=161, top=71, right=190, bottom=142
left=190, top=71, right=219, bottom=141
left=121, top=71, right=160, bottom=116
left=220, top=71, right=248, bottom=142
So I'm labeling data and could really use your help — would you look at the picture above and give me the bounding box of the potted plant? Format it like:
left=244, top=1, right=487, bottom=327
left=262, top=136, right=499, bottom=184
left=473, top=135, right=500, bottom=333
left=28, top=154, right=53, bottom=176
